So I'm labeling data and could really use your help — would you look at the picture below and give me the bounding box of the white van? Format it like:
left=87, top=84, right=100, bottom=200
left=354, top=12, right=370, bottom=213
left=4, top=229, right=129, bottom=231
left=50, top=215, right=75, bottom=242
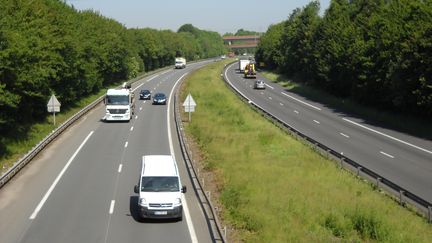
left=134, top=155, right=186, bottom=221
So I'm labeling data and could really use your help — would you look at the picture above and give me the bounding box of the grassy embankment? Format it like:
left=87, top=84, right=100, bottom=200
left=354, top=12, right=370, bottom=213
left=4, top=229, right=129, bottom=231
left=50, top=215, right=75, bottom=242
left=180, top=60, right=432, bottom=242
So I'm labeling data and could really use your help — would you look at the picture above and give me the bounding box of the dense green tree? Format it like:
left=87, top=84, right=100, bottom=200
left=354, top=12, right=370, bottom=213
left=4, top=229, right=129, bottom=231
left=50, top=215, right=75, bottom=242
left=257, top=0, right=432, bottom=118
left=255, top=23, right=284, bottom=69
left=0, top=0, right=226, bottom=154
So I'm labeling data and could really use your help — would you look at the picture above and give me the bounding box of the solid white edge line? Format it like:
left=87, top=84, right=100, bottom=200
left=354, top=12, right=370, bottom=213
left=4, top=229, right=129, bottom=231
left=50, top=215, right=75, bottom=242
left=30, top=131, right=94, bottom=220
left=109, top=200, right=115, bottom=214
left=380, top=151, right=395, bottom=159
left=281, top=92, right=322, bottom=111
left=168, top=72, right=198, bottom=243
left=343, top=118, right=432, bottom=155
left=118, top=164, right=123, bottom=173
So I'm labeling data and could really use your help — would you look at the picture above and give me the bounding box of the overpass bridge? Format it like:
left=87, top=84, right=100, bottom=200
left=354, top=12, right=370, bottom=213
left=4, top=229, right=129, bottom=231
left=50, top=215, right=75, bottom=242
left=223, top=35, right=260, bottom=53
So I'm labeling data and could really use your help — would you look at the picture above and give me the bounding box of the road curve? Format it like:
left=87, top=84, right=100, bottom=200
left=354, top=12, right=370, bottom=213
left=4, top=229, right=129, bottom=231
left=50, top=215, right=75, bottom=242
left=0, top=61, right=215, bottom=243
left=225, top=62, right=432, bottom=205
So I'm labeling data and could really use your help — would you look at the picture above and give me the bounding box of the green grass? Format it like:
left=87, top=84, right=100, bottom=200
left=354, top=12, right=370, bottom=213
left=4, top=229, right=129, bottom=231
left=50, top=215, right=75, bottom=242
left=181, top=61, right=432, bottom=242
left=261, top=71, right=432, bottom=140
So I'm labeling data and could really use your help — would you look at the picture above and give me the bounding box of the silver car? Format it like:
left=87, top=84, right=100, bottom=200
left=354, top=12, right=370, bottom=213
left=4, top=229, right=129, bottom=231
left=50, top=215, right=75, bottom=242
left=254, top=80, right=265, bottom=89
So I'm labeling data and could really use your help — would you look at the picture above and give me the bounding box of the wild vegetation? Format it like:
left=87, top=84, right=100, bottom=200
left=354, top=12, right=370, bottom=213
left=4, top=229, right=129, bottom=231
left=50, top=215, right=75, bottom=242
left=181, top=60, right=432, bottom=242
left=256, top=0, right=432, bottom=119
left=0, top=0, right=225, bottom=163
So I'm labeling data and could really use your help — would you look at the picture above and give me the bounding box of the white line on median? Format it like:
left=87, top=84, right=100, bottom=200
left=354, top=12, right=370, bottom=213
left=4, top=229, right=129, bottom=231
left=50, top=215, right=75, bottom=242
left=281, top=92, right=322, bottom=111
left=30, top=131, right=94, bottom=220
left=118, top=164, right=123, bottom=173
left=109, top=200, right=115, bottom=214
left=168, top=72, right=198, bottom=243
left=343, top=118, right=432, bottom=155
left=380, top=151, right=395, bottom=159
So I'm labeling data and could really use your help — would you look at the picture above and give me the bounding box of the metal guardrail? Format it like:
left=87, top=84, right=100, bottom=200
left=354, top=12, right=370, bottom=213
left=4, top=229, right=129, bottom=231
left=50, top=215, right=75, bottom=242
left=0, top=66, right=172, bottom=189
left=222, top=63, right=432, bottom=223
left=173, top=68, right=227, bottom=242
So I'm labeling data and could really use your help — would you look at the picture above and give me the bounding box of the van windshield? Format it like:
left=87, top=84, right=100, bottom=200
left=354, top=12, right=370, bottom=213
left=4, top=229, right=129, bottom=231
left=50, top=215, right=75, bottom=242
left=141, top=176, right=179, bottom=192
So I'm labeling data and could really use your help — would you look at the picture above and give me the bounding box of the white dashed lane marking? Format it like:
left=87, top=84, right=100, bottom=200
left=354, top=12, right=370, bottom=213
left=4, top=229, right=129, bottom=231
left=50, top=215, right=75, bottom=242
left=109, top=200, right=115, bottom=214
left=380, top=151, right=395, bottom=159
left=340, top=133, right=350, bottom=138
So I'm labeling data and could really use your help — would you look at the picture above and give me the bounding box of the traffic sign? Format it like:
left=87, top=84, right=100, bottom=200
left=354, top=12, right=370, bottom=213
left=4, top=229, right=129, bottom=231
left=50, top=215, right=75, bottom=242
left=47, top=94, right=61, bottom=113
left=183, top=93, right=196, bottom=122
left=47, top=94, right=61, bottom=125
left=183, top=93, right=196, bottom=112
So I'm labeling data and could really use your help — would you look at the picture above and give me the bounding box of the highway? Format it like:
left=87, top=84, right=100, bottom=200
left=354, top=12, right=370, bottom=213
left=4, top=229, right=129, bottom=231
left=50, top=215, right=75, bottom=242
left=225, top=61, right=432, bottom=204
left=0, top=61, right=214, bottom=243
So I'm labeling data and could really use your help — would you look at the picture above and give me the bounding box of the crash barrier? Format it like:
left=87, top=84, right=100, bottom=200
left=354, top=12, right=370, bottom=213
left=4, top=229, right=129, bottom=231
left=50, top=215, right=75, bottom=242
left=222, top=62, right=432, bottom=224
left=174, top=70, right=227, bottom=242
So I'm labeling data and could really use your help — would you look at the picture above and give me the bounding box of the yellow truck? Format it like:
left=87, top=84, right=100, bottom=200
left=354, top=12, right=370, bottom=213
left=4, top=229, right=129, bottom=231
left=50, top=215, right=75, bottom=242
left=244, top=62, right=256, bottom=78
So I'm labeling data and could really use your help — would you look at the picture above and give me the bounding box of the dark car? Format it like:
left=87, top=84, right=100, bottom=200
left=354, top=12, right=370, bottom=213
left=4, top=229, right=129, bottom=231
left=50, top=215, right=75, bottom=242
left=139, top=89, right=151, bottom=100
left=153, top=93, right=167, bottom=105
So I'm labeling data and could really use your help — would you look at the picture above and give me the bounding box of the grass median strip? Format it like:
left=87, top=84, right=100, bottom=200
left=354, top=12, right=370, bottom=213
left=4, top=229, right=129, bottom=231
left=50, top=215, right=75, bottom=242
left=180, top=60, right=432, bottom=242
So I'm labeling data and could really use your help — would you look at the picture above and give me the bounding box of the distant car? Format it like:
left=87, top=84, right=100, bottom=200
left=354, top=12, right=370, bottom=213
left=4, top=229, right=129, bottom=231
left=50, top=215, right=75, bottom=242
left=153, top=93, right=167, bottom=105
left=139, top=89, right=151, bottom=100
left=254, top=80, right=265, bottom=89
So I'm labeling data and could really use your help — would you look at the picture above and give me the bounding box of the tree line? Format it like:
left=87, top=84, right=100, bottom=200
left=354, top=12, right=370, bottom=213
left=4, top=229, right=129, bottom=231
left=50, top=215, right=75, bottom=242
left=256, top=0, right=432, bottom=118
left=0, top=0, right=225, bottom=144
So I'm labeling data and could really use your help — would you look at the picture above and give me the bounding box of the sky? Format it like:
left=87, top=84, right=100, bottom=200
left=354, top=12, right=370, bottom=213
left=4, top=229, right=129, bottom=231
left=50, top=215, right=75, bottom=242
left=65, top=0, right=331, bottom=34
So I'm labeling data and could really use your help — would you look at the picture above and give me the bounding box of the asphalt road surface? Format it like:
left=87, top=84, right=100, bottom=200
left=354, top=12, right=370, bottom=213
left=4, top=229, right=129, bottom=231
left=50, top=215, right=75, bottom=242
left=0, top=61, right=215, bottom=243
left=225, top=61, right=432, bottom=204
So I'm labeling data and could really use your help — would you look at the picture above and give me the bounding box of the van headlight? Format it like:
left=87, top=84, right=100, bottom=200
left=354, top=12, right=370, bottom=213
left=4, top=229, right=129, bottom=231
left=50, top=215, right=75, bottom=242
left=139, top=198, right=147, bottom=206
left=174, top=197, right=181, bottom=205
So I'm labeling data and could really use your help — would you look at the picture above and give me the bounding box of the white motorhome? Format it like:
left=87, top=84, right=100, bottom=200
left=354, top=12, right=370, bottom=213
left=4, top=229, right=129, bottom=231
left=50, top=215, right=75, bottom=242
left=104, top=86, right=134, bottom=122
left=134, top=155, right=186, bottom=221
left=175, top=57, right=186, bottom=69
